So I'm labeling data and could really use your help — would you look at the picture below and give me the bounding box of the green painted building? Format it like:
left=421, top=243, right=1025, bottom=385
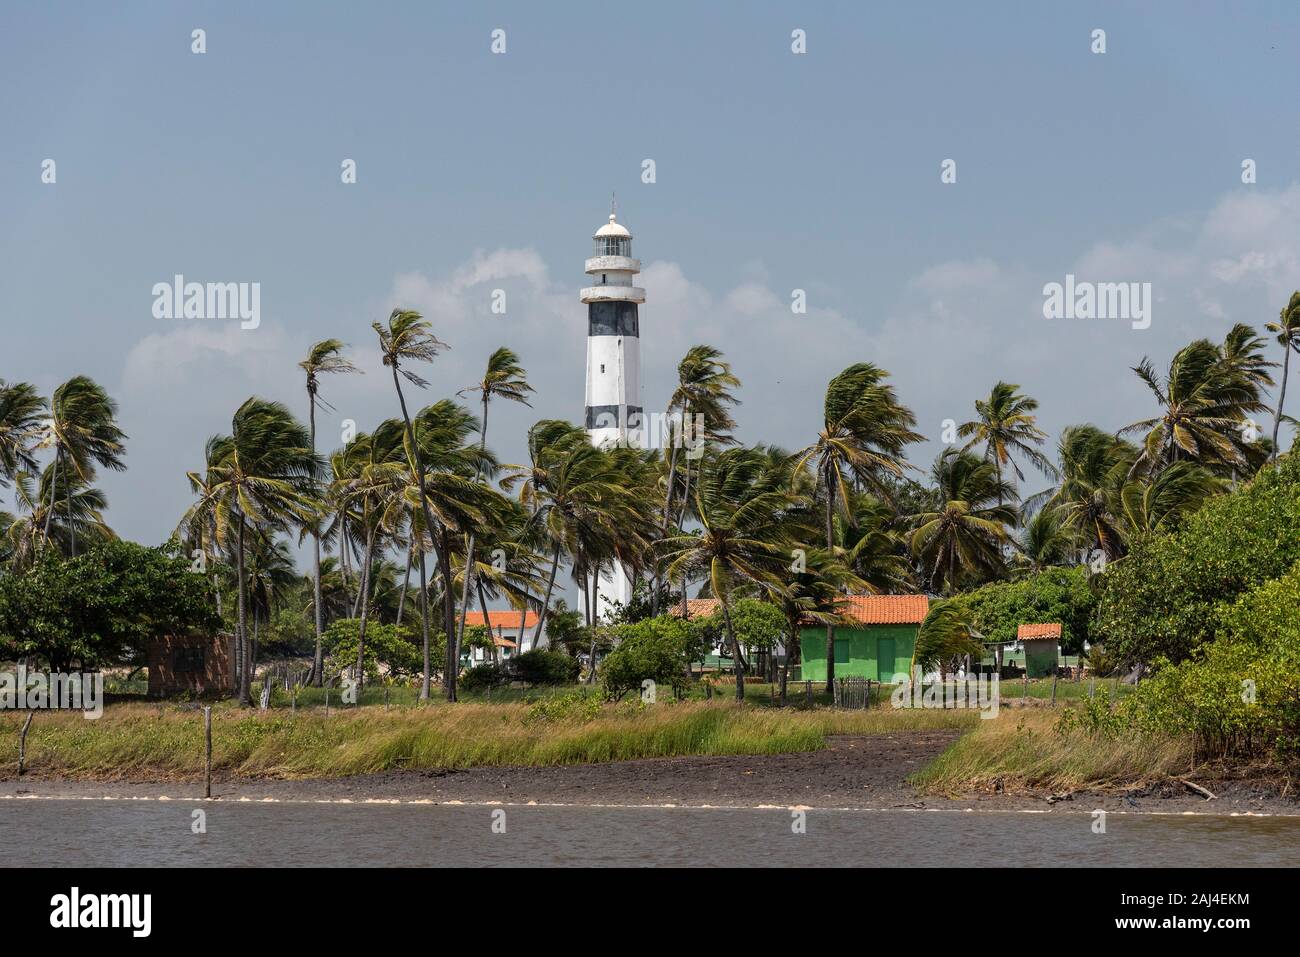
left=796, top=595, right=929, bottom=683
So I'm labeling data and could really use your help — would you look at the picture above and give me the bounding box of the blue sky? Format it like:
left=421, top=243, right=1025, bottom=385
left=2, top=1, right=1299, bottom=553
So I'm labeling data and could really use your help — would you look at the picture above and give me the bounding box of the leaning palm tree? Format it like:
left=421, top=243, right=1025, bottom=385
left=770, top=546, right=862, bottom=703
left=1030, top=425, right=1135, bottom=562
left=1118, top=460, right=1223, bottom=539
left=3, top=468, right=114, bottom=567
left=795, top=364, right=922, bottom=690
left=910, top=599, right=982, bottom=680
left=39, top=376, right=126, bottom=556
left=405, top=399, right=504, bottom=700
left=958, top=382, right=1056, bottom=500
left=0, top=380, right=46, bottom=489
left=908, top=449, right=1017, bottom=594
left=300, top=339, right=360, bottom=685
left=372, top=309, right=463, bottom=697
left=1121, top=337, right=1270, bottom=479
left=454, top=348, right=532, bottom=649
left=510, top=420, right=644, bottom=646
left=1267, top=292, right=1300, bottom=461
left=653, top=346, right=741, bottom=614
left=179, top=399, right=319, bottom=706
left=660, top=447, right=801, bottom=700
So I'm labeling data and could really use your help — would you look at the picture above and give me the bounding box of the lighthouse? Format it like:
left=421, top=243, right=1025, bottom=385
left=582, top=205, right=644, bottom=611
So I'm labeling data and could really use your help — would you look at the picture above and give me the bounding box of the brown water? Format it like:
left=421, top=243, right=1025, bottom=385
left=3, top=800, right=1298, bottom=867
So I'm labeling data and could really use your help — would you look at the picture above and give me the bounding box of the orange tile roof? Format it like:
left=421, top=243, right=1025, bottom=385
left=672, top=595, right=929, bottom=625
left=837, top=595, right=929, bottom=625
left=1018, top=623, right=1062, bottom=640
left=465, top=611, right=538, bottom=629
left=673, top=598, right=720, bottom=620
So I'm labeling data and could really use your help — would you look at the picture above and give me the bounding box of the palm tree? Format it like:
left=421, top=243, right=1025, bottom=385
left=511, top=420, right=648, bottom=647
left=1030, top=425, right=1135, bottom=562
left=795, top=364, right=922, bottom=690
left=0, top=381, right=45, bottom=489
left=180, top=399, right=319, bottom=705
left=455, top=348, right=532, bottom=650
left=1267, top=292, right=1300, bottom=461
left=405, top=399, right=504, bottom=700
left=3, top=468, right=114, bottom=567
left=910, top=599, right=982, bottom=680
left=300, top=339, right=360, bottom=686
left=1122, top=336, right=1271, bottom=478
left=654, top=346, right=741, bottom=615
left=908, top=449, right=1017, bottom=594
left=770, top=546, right=861, bottom=703
left=1118, top=460, right=1222, bottom=538
left=660, top=447, right=802, bottom=700
left=39, top=376, right=126, bottom=556
left=1013, top=507, right=1073, bottom=574
left=958, top=382, right=1055, bottom=500
left=373, top=309, right=463, bottom=697
left=335, top=421, right=407, bottom=691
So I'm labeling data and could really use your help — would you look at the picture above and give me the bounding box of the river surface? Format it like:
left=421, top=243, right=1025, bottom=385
left=3, top=799, right=1298, bottom=867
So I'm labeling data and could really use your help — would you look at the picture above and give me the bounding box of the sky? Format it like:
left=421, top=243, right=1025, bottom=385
left=2, top=1, right=1299, bottom=568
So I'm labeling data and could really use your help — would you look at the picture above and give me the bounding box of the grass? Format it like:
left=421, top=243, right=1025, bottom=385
left=0, top=698, right=976, bottom=781
left=910, top=710, right=1193, bottom=795
left=996, top=677, right=1134, bottom=701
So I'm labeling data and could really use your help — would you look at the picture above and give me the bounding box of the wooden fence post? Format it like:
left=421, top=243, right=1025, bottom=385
left=18, top=711, right=34, bottom=776
left=1022, top=674, right=1028, bottom=703
left=203, top=706, right=212, bottom=799
left=805, top=680, right=812, bottom=706
left=1050, top=673, right=1059, bottom=707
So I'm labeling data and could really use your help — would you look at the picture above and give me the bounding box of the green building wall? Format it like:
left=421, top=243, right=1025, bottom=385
left=1023, top=640, right=1059, bottom=678
left=798, top=624, right=918, bottom=682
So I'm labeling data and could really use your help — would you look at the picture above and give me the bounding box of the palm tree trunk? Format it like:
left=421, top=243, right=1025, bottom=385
left=354, top=526, right=375, bottom=693
left=457, top=394, right=490, bottom=649
left=532, top=542, right=563, bottom=642
left=824, top=481, right=836, bottom=694
left=652, top=443, right=682, bottom=617
left=396, top=546, right=412, bottom=625
left=718, top=594, right=745, bottom=701
left=437, top=529, right=458, bottom=701
left=388, top=364, right=453, bottom=699
left=41, top=443, right=60, bottom=547
left=309, top=395, right=325, bottom=686
left=66, top=449, right=77, bottom=558
left=418, top=548, right=431, bottom=701
left=1272, top=345, right=1291, bottom=462
left=517, top=595, right=532, bottom=651
left=235, top=518, right=250, bottom=706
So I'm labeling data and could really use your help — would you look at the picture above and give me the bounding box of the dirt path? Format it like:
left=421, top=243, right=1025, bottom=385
left=4, top=730, right=1296, bottom=814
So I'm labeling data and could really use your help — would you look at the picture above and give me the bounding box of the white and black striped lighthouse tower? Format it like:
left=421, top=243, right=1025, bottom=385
left=582, top=202, right=644, bottom=610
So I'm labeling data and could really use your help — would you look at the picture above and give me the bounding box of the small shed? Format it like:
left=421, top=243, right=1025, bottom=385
left=1017, top=623, right=1061, bottom=678
left=147, top=633, right=234, bottom=698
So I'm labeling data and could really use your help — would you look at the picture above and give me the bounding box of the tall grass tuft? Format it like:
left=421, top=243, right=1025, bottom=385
left=911, top=710, right=1193, bottom=795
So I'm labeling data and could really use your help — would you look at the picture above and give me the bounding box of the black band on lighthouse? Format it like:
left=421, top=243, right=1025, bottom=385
left=585, top=405, right=644, bottom=430
left=587, top=301, right=639, bottom=337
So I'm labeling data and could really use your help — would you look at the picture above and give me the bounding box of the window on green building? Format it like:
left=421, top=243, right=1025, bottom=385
left=834, top=639, right=850, bottom=664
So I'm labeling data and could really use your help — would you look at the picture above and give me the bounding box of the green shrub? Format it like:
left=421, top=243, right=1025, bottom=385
left=1097, top=454, right=1300, bottom=665
left=510, top=649, right=580, bottom=685
left=601, top=616, right=691, bottom=700
left=964, top=566, right=1095, bottom=656
left=1117, top=562, right=1300, bottom=759
left=461, top=662, right=507, bottom=691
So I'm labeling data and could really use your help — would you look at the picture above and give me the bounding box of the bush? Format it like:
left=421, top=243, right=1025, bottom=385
left=461, top=662, right=507, bottom=691
left=1097, top=454, right=1300, bottom=665
left=1118, top=563, right=1300, bottom=759
left=510, top=649, right=580, bottom=686
left=322, top=619, right=423, bottom=681
left=601, top=616, right=691, bottom=700
left=964, top=566, right=1095, bottom=656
